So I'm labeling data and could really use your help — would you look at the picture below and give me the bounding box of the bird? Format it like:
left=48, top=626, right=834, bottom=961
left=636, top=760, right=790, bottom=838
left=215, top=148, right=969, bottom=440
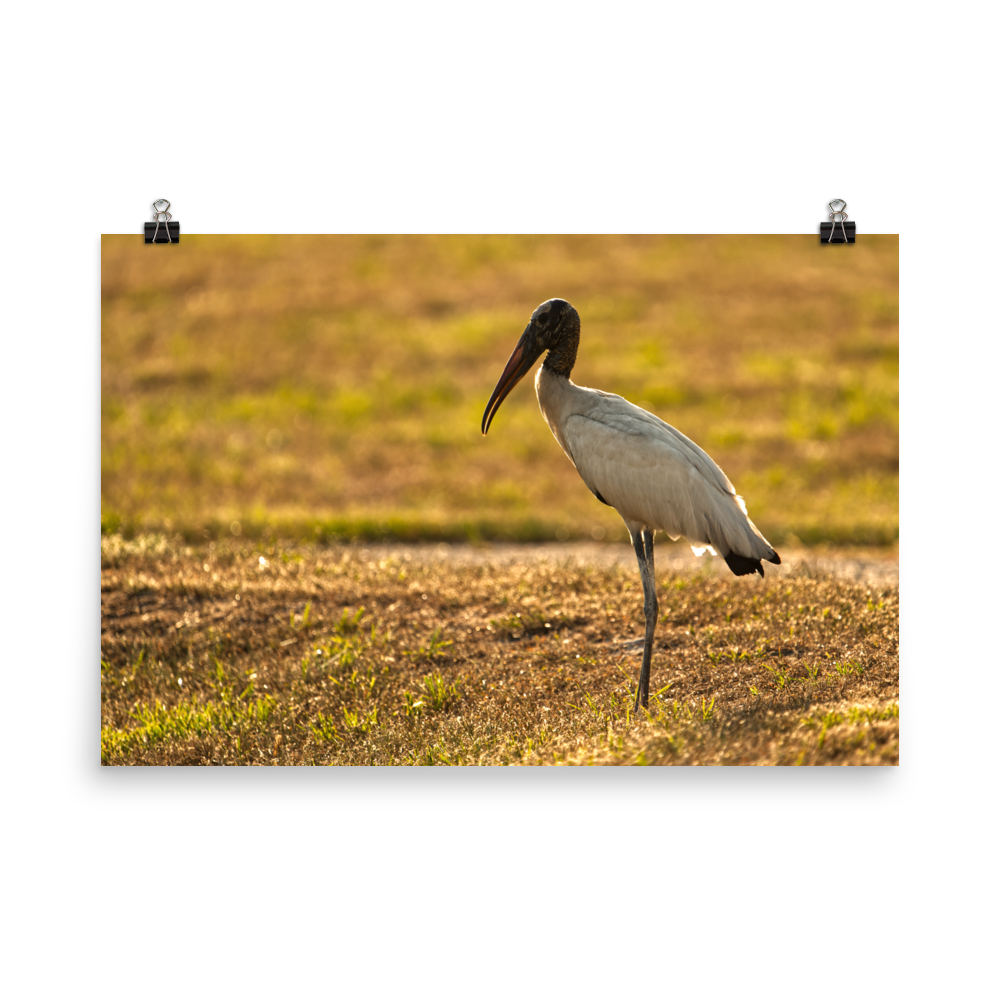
left=481, top=298, right=780, bottom=713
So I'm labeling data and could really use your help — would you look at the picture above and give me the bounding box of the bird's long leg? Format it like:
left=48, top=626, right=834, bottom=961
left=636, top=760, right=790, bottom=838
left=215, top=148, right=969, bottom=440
left=632, top=527, right=658, bottom=713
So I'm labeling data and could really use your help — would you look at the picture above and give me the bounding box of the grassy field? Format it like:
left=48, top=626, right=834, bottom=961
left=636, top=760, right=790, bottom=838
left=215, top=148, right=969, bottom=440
left=101, top=235, right=898, bottom=546
left=101, top=536, right=898, bottom=766
left=101, top=234, right=898, bottom=765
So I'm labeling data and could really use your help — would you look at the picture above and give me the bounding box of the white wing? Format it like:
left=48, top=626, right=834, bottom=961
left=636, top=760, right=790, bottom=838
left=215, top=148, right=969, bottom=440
left=561, top=395, right=775, bottom=561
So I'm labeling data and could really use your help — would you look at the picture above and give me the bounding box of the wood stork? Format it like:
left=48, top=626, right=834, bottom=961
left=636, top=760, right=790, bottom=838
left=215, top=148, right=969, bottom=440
left=481, top=298, right=780, bottom=712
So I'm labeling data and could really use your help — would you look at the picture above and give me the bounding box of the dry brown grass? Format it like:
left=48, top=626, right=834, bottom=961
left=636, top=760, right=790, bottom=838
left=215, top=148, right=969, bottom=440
left=101, top=536, right=898, bottom=766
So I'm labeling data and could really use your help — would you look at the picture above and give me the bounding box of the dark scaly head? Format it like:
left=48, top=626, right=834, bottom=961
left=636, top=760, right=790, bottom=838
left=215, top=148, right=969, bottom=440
left=481, top=298, right=580, bottom=434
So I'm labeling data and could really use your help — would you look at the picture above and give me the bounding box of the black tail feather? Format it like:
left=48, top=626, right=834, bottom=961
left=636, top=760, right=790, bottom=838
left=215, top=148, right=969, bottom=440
left=767, top=550, right=781, bottom=565
left=725, top=552, right=765, bottom=577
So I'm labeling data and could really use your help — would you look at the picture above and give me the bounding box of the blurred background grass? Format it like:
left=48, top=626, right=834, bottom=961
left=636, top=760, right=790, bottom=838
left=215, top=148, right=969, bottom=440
left=101, top=235, right=897, bottom=547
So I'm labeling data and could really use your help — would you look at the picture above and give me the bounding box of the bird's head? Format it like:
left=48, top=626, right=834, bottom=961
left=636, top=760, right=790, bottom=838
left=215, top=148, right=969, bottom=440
left=482, top=298, right=579, bottom=434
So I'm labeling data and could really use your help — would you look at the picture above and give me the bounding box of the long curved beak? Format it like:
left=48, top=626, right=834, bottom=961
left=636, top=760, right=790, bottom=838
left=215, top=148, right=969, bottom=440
left=481, top=325, right=544, bottom=435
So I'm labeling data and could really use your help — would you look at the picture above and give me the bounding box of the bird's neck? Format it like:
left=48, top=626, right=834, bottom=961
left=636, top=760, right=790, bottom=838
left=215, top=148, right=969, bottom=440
left=542, top=315, right=580, bottom=378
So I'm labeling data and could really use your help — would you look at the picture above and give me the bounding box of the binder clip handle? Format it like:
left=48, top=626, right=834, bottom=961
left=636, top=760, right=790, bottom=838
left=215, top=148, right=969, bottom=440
left=820, top=198, right=855, bottom=244
left=146, top=199, right=179, bottom=244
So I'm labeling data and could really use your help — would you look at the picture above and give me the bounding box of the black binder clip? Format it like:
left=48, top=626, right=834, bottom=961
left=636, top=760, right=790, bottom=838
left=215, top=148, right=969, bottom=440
left=820, top=199, right=855, bottom=244
left=144, top=199, right=180, bottom=244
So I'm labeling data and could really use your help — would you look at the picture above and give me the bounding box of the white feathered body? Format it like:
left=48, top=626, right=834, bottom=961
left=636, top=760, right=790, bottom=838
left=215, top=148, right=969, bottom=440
left=535, top=366, right=776, bottom=562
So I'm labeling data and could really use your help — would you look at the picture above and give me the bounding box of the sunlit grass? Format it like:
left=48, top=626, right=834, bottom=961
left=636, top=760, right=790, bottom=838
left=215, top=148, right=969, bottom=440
left=102, top=235, right=897, bottom=546
left=100, top=536, right=899, bottom=766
